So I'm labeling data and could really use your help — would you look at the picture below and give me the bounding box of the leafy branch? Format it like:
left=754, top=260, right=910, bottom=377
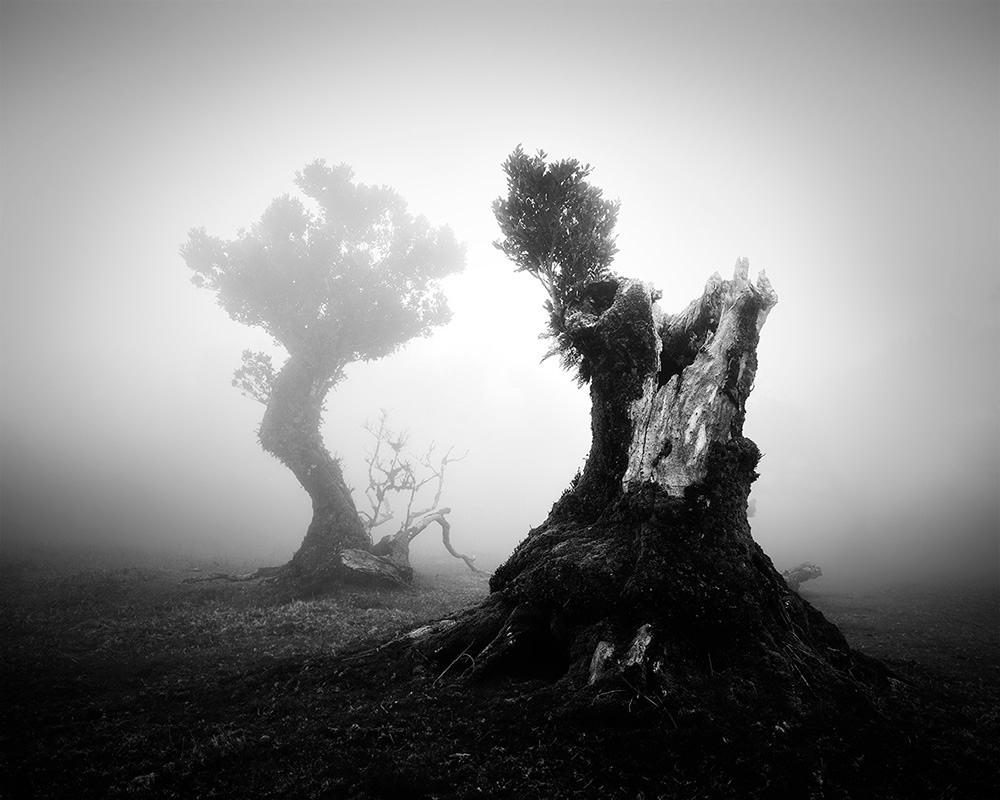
left=232, top=350, right=276, bottom=405
left=492, top=146, right=621, bottom=379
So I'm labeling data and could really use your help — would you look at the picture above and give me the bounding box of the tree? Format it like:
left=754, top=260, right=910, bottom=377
left=181, top=161, right=464, bottom=589
left=355, top=410, right=479, bottom=583
left=412, top=148, right=888, bottom=716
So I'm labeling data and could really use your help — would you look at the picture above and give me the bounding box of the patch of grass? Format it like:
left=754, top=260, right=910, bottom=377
left=0, top=552, right=488, bottom=669
left=1, top=552, right=997, bottom=799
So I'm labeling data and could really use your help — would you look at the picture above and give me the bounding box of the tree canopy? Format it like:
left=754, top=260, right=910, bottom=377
left=182, top=160, right=465, bottom=390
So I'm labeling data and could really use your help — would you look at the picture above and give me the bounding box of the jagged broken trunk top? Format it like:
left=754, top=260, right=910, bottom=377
left=625, top=259, right=777, bottom=495
left=552, top=257, right=777, bottom=519
left=416, top=260, right=885, bottom=699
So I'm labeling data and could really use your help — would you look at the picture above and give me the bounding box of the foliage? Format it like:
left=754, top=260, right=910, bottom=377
left=493, top=146, right=620, bottom=376
left=182, top=161, right=466, bottom=386
left=231, top=349, right=277, bottom=404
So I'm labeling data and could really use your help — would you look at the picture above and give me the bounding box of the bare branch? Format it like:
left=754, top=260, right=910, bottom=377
left=357, top=412, right=473, bottom=573
left=407, top=445, right=469, bottom=523
left=360, top=409, right=415, bottom=538
left=404, top=509, right=483, bottom=574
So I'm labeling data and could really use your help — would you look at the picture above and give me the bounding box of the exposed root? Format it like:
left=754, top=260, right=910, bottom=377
left=181, top=566, right=282, bottom=584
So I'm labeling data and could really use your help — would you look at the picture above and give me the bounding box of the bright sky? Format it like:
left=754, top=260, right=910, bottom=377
left=2, top=0, right=997, bottom=580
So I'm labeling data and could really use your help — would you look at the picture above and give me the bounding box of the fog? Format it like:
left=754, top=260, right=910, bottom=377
left=2, top=1, right=997, bottom=586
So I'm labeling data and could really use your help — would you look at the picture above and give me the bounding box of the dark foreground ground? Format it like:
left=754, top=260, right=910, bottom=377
left=1, top=548, right=997, bottom=799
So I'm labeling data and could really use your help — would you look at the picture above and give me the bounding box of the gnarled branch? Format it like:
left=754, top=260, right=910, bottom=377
left=405, top=508, right=483, bottom=573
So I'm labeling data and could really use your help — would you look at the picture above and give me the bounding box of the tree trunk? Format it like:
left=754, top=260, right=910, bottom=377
left=416, top=260, right=889, bottom=704
left=258, top=354, right=402, bottom=589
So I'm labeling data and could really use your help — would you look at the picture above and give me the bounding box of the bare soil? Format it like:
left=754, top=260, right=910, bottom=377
left=1, top=548, right=997, bottom=799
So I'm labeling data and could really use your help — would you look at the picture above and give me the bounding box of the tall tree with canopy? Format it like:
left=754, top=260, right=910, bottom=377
left=411, top=147, right=888, bottom=719
left=181, top=161, right=464, bottom=588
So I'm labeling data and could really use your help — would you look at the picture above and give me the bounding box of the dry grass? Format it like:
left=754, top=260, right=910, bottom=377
left=1, top=547, right=997, bottom=799
left=0, top=548, right=489, bottom=667
left=0, top=547, right=491, bottom=799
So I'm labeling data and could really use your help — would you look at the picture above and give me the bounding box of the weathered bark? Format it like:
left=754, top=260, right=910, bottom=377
left=782, top=561, right=823, bottom=591
left=258, top=354, right=405, bottom=588
left=339, top=548, right=413, bottom=588
left=415, top=260, right=890, bottom=707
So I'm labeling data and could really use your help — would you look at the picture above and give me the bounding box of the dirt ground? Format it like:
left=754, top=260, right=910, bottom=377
left=1, top=548, right=997, bottom=799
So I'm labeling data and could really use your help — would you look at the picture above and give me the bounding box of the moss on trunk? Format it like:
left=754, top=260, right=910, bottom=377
left=413, top=261, right=892, bottom=720
left=258, top=354, right=371, bottom=589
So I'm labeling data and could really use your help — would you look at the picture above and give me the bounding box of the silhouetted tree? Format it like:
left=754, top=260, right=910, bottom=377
left=412, top=148, right=887, bottom=719
left=181, top=161, right=464, bottom=589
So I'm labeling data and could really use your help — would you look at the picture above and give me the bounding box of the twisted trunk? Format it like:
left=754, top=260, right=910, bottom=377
left=258, top=354, right=371, bottom=588
left=416, top=260, right=889, bottom=706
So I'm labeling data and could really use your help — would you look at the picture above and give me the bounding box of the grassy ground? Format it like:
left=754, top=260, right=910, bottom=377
left=1, top=548, right=997, bottom=799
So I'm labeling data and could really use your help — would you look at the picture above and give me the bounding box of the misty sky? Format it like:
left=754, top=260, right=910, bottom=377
left=1, top=0, right=997, bottom=581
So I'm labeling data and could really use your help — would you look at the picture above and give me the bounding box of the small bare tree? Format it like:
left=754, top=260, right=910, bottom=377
left=341, top=410, right=480, bottom=584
